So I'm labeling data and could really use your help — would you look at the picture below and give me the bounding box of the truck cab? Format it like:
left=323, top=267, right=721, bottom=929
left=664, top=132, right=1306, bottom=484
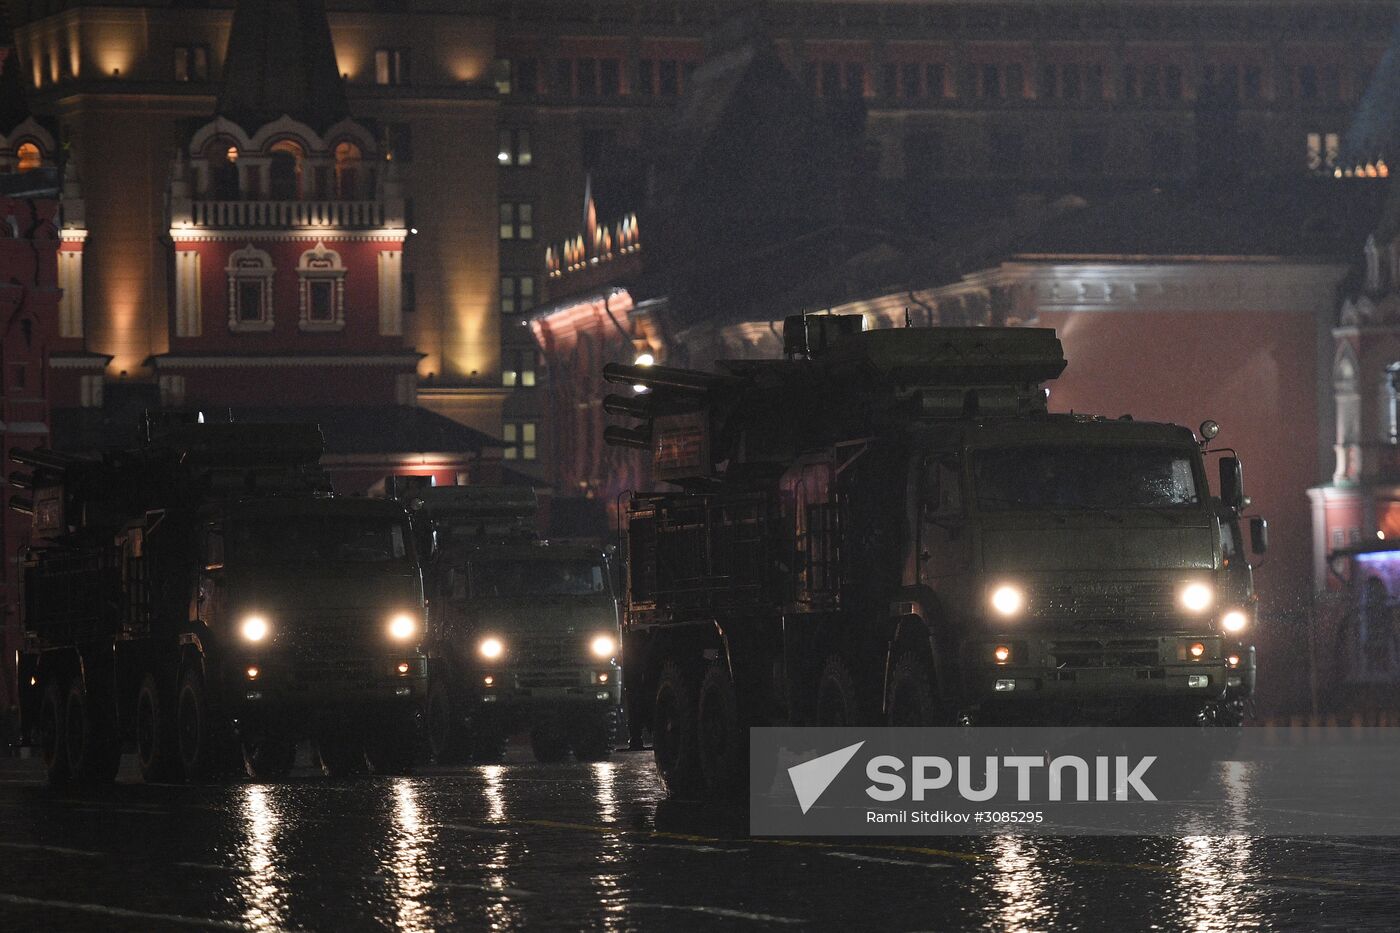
left=425, top=540, right=620, bottom=762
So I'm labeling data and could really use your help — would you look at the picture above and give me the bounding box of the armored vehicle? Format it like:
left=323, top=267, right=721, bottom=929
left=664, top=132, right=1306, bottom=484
left=604, top=317, right=1262, bottom=796
left=402, top=486, right=621, bottom=763
left=12, top=418, right=426, bottom=784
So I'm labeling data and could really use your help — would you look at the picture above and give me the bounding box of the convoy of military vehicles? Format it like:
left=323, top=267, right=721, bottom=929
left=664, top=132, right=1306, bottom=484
left=8, top=317, right=1266, bottom=795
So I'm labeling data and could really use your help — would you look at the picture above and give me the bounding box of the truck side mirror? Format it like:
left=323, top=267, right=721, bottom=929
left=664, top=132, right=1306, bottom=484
left=1249, top=516, right=1269, bottom=555
left=1218, top=457, right=1244, bottom=512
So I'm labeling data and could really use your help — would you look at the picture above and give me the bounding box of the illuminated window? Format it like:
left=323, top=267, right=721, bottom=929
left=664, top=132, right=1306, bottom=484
left=500, top=275, right=535, bottom=314
left=501, top=349, right=538, bottom=388
left=334, top=141, right=361, bottom=198
left=1306, top=132, right=1340, bottom=172
left=174, top=45, right=209, bottom=82
left=375, top=48, right=409, bottom=86
left=493, top=58, right=512, bottom=95
left=497, top=128, right=532, bottom=166
left=499, top=202, right=533, bottom=240
left=502, top=421, right=537, bottom=460
left=16, top=142, right=41, bottom=173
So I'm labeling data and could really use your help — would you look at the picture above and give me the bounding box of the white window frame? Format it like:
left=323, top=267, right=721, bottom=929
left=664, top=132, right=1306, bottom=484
left=226, top=244, right=275, bottom=332
left=296, top=241, right=346, bottom=332
left=499, top=274, right=535, bottom=314
left=497, top=128, right=533, bottom=166
left=499, top=202, right=534, bottom=240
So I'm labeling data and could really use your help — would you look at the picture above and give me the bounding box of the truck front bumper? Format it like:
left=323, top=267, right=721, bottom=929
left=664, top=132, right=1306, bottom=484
left=960, top=633, right=1253, bottom=706
left=226, top=654, right=427, bottom=714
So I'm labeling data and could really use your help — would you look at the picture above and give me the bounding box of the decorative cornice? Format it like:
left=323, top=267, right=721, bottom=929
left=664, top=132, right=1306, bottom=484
left=171, top=228, right=407, bottom=243
left=152, top=354, right=422, bottom=369
left=49, top=354, right=111, bottom=370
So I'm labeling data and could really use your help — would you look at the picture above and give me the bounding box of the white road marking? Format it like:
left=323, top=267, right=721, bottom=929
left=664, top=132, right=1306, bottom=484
left=0, top=841, right=104, bottom=857
left=0, top=892, right=263, bottom=930
left=628, top=903, right=806, bottom=924
left=826, top=852, right=955, bottom=869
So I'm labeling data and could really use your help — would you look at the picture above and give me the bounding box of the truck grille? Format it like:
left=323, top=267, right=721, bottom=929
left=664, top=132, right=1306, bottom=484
left=1027, top=581, right=1178, bottom=624
left=513, top=670, right=587, bottom=689
left=1046, top=639, right=1160, bottom=669
left=508, top=632, right=577, bottom=666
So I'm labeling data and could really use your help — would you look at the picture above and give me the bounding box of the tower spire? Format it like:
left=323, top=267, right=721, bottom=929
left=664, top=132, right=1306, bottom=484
left=216, top=0, right=347, bottom=132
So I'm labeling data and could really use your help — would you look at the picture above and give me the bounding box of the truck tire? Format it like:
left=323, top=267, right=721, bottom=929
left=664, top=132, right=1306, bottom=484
left=697, top=663, right=744, bottom=798
left=817, top=655, right=859, bottom=727
left=886, top=650, right=942, bottom=727
left=38, top=680, right=70, bottom=786
left=176, top=666, right=222, bottom=782
left=529, top=722, right=569, bottom=763
left=65, top=677, right=121, bottom=785
left=571, top=717, right=613, bottom=762
left=135, top=674, right=181, bottom=783
left=242, top=738, right=296, bottom=781
left=652, top=660, right=704, bottom=798
left=426, top=683, right=467, bottom=765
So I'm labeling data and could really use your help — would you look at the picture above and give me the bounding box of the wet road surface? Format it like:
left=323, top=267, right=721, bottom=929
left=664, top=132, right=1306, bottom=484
left=2, top=746, right=1399, bottom=931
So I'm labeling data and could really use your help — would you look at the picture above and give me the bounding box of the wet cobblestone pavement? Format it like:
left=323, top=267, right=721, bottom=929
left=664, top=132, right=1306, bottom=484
left=2, top=747, right=1399, bottom=931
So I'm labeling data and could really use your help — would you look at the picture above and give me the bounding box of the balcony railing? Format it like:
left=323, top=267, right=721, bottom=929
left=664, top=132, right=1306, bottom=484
left=186, top=200, right=386, bottom=229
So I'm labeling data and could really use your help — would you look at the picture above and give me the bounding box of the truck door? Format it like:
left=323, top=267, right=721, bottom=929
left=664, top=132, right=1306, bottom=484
left=918, top=452, right=969, bottom=587
left=195, top=523, right=224, bottom=627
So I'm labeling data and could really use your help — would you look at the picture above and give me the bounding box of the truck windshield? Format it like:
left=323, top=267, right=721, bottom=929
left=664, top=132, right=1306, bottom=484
left=470, top=559, right=607, bottom=598
left=973, top=445, right=1200, bottom=511
left=233, top=517, right=410, bottom=564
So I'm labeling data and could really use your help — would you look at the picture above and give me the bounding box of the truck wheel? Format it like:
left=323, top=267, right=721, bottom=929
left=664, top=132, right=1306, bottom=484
left=135, top=674, right=181, bottom=783
left=529, top=722, right=569, bottom=763
left=65, top=678, right=120, bottom=785
left=817, top=655, right=859, bottom=727
left=886, top=650, right=942, bottom=726
left=426, top=683, right=467, bottom=765
left=316, top=736, right=365, bottom=778
left=697, top=663, right=744, bottom=797
left=177, top=667, right=221, bottom=782
left=38, top=680, right=70, bottom=786
left=652, top=660, right=704, bottom=798
left=571, top=717, right=613, bottom=762
left=242, top=738, right=296, bottom=781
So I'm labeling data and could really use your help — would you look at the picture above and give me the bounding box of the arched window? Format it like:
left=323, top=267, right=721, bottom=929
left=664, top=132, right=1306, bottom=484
left=334, top=142, right=361, bottom=199
left=268, top=139, right=304, bottom=200
left=296, top=241, right=346, bottom=331
left=16, top=142, right=41, bottom=172
left=208, top=143, right=240, bottom=199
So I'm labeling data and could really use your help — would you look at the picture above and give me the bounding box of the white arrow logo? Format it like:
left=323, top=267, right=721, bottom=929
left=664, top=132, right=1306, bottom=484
left=787, top=741, right=865, bottom=814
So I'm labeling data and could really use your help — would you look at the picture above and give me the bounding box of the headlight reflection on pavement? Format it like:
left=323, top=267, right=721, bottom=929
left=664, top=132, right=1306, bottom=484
left=236, top=784, right=289, bottom=932
left=390, top=780, right=434, bottom=932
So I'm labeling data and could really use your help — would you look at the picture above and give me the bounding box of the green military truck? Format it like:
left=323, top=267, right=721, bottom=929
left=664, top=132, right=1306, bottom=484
left=12, top=418, right=426, bottom=784
left=603, top=317, right=1262, bottom=796
left=401, top=486, right=622, bottom=763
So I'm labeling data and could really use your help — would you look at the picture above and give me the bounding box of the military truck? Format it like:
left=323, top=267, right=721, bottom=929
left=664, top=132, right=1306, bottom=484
left=400, top=485, right=622, bottom=763
left=603, top=316, right=1261, bottom=796
left=11, top=417, right=426, bottom=784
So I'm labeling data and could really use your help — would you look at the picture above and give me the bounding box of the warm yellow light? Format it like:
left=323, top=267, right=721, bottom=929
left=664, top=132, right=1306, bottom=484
left=993, top=645, right=1011, bottom=664
left=1226, top=654, right=1241, bottom=668
left=483, top=675, right=495, bottom=686
left=1179, top=583, right=1213, bottom=614
left=1189, top=642, right=1206, bottom=659
left=990, top=585, right=1025, bottom=617
left=1221, top=610, right=1248, bottom=634
left=246, top=666, right=260, bottom=680
left=590, top=634, right=617, bottom=659
left=241, top=615, right=269, bottom=642
left=396, top=662, right=411, bottom=675
left=634, top=352, right=655, bottom=367
left=388, top=613, right=418, bottom=641
left=480, top=637, right=505, bottom=660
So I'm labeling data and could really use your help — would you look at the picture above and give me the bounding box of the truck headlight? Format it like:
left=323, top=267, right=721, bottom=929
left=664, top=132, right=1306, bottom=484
left=1221, top=609, right=1249, bottom=634
left=479, top=636, right=505, bottom=660
left=240, top=615, right=270, bottom=643
left=388, top=613, right=418, bottom=641
left=989, top=584, right=1025, bottom=618
left=590, top=634, right=617, bottom=659
left=1179, top=582, right=1214, bottom=614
